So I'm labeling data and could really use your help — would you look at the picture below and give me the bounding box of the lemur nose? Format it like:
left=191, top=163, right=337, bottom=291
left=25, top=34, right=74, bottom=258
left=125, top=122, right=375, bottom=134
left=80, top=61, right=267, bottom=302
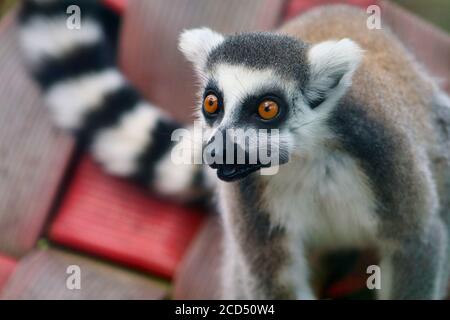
left=205, top=130, right=251, bottom=169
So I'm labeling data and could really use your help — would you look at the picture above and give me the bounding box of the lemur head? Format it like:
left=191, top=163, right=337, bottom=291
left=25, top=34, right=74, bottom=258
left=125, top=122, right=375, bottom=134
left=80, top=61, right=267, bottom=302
left=179, top=28, right=363, bottom=182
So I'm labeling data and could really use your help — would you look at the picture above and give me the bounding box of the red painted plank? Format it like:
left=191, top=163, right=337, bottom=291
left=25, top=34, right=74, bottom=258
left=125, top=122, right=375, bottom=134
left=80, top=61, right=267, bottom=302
left=0, top=255, right=16, bottom=293
left=102, top=0, right=128, bottom=14
left=48, top=155, right=206, bottom=279
left=284, top=0, right=377, bottom=20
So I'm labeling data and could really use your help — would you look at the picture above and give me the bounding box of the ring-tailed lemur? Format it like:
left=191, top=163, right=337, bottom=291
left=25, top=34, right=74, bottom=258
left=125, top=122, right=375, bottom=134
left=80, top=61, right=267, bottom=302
left=19, top=1, right=450, bottom=299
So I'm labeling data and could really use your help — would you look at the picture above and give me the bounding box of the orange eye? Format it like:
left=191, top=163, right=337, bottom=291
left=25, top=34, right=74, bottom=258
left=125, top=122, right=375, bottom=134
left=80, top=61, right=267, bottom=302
left=258, top=100, right=279, bottom=120
left=204, top=94, right=219, bottom=114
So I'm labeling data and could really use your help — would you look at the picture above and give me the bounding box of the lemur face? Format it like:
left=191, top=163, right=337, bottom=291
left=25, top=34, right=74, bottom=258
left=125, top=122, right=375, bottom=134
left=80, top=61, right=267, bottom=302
left=179, top=29, right=362, bottom=181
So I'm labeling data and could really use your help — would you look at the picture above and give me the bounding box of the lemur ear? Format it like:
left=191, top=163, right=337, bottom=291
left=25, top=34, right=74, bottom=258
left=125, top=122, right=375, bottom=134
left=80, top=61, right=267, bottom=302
left=179, top=28, right=225, bottom=72
left=305, top=39, right=363, bottom=108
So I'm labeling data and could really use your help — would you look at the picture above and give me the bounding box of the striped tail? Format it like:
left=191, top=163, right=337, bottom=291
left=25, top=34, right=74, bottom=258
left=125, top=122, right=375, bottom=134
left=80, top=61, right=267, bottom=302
left=18, top=0, right=208, bottom=201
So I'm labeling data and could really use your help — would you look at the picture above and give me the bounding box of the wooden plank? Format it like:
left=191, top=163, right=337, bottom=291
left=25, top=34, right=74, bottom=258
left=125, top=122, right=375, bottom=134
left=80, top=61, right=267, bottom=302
left=0, top=12, right=74, bottom=257
left=119, top=0, right=286, bottom=123
left=173, top=215, right=222, bottom=299
left=0, top=248, right=168, bottom=299
left=48, top=155, right=206, bottom=279
left=0, top=254, right=16, bottom=294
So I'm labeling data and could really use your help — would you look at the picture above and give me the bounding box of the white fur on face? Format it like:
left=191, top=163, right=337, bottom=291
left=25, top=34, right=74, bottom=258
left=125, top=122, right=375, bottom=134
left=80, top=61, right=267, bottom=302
left=20, top=16, right=103, bottom=67
left=289, top=102, right=335, bottom=157
left=206, top=64, right=296, bottom=127
left=202, top=65, right=288, bottom=156
left=91, top=103, right=161, bottom=176
left=193, top=40, right=362, bottom=166
left=44, top=69, right=124, bottom=130
left=207, top=64, right=328, bottom=158
left=214, top=64, right=281, bottom=106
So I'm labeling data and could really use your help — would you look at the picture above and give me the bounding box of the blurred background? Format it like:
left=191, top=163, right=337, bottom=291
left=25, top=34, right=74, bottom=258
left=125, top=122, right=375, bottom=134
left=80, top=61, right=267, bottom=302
left=2, top=0, right=450, bottom=31
left=0, top=0, right=449, bottom=300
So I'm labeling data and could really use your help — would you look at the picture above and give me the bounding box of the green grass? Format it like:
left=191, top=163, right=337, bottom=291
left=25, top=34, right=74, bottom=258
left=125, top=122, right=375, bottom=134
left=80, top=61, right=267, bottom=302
left=392, top=0, right=450, bottom=33
left=0, top=0, right=18, bottom=19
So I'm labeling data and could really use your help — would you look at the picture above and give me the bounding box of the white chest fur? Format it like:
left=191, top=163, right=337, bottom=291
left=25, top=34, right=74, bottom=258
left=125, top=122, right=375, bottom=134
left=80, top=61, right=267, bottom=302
left=263, top=150, right=379, bottom=251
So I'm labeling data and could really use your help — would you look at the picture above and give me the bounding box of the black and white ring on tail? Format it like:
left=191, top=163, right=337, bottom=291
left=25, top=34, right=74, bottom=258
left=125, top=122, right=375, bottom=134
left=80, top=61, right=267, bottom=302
left=179, top=5, right=450, bottom=299
left=18, top=0, right=208, bottom=202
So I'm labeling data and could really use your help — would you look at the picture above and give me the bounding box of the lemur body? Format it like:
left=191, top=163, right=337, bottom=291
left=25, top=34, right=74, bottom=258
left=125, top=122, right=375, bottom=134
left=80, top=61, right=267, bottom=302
left=182, top=6, right=450, bottom=299
left=19, top=1, right=450, bottom=299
